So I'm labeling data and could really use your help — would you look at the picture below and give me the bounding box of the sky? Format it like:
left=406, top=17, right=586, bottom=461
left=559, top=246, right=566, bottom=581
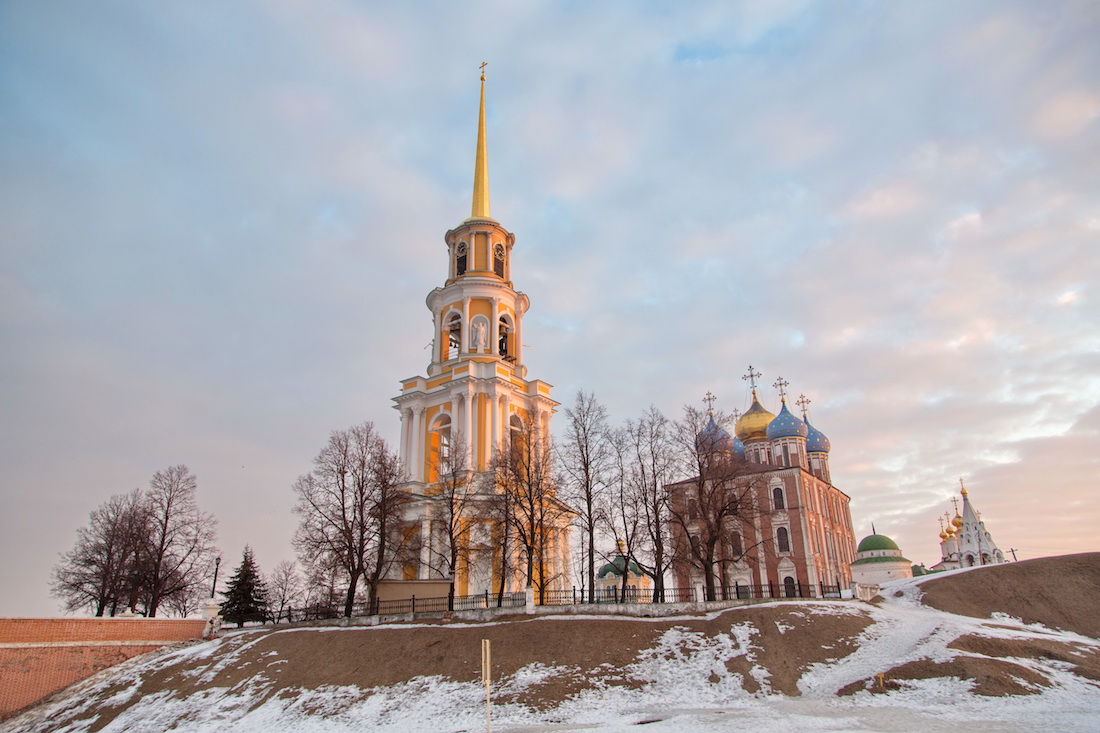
left=1, top=0, right=1097, bottom=617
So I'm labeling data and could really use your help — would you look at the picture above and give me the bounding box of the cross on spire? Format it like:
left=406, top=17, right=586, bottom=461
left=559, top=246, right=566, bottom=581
left=773, top=376, right=790, bottom=402
left=742, top=365, right=762, bottom=395
left=702, top=391, right=717, bottom=415
left=951, top=496, right=960, bottom=514
left=796, top=393, right=811, bottom=419
left=479, top=61, right=488, bottom=80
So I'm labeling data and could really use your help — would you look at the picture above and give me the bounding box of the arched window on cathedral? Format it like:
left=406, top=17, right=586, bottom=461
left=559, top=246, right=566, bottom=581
left=773, top=487, right=785, bottom=510
left=429, top=414, right=452, bottom=482
left=493, top=242, right=505, bottom=278
left=456, top=241, right=468, bottom=277
left=728, top=532, right=743, bottom=558
left=776, top=526, right=790, bottom=553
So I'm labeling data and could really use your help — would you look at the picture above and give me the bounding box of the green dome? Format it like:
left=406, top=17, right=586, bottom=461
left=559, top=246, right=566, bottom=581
left=597, top=555, right=648, bottom=579
left=857, top=534, right=900, bottom=553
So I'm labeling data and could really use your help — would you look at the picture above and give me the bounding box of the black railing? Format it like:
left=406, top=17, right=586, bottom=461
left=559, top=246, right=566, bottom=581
left=701, top=581, right=842, bottom=601
left=221, top=581, right=843, bottom=628
left=539, top=586, right=699, bottom=605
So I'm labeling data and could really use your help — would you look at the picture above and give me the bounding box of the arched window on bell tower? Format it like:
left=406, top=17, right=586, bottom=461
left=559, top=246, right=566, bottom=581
left=508, top=413, right=527, bottom=469
left=498, top=314, right=514, bottom=362
left=493, top=242, right=506, bottom=278
left=429, top=414, right=452, bottom=482
left=444, top=312, right=462, bottom=360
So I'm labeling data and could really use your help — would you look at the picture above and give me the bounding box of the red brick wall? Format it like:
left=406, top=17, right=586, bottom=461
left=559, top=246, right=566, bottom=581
left=0, top=618, right=207, bottom=717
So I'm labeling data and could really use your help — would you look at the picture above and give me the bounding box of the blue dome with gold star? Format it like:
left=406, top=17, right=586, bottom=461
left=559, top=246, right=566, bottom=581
left=766, top=401, right=809, bottom=440
left=697, top=415, right=737, bottom=453
left=805, top=417, right=831, bottom=453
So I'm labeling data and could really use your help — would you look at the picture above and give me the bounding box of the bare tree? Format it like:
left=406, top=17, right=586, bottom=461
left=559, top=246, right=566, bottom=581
left=605, top=426, right=646, bottom=603
left=494, top=416, right=570, bottom=600
left=143, top=465, right=218, bottom=617
left=558, top=391, right=612, bottom=600
left=668, top=406, right=767, bottom=601
left=52, top=489, right=146, bottom=616
left=52, top=467, right=217, bottom=618
left=267, top=560, right=302, bottom=623
left=484, top=462, right=516, bottom=607
left=425, top=431, right=475, bottom=608
left=293, top=422, right=410, bottom=618
left=621, top=407, right=678, bottom=602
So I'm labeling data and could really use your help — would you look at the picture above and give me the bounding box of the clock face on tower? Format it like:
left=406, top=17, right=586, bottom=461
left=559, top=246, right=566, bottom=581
left=456, top=241, right=468, bottom=276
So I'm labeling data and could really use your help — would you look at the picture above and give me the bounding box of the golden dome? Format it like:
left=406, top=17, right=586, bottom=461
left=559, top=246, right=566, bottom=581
left=952, top=513, right=963, bottom=529
left=735, top=394, right=776, bottom=442
left=939, top=530, right=948, bottom=540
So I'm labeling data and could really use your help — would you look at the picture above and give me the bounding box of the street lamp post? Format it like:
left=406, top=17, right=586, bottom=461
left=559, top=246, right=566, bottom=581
left=210, top=556, right=221, bottom=599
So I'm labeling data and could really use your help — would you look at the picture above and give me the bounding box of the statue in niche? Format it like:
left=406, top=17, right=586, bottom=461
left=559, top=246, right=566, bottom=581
left=471, top=320, right=486, bottom=350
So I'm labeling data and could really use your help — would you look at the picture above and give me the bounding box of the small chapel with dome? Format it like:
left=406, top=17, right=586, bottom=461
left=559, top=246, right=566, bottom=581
left=931, top=480, right=1006, bottom=571
left=850, top=531, right=914, bottom=585
left=670, top=368, right=857, bottom=597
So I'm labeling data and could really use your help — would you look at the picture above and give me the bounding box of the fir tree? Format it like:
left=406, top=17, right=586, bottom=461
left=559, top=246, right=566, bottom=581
left=220, top=546, right=268, bottom=628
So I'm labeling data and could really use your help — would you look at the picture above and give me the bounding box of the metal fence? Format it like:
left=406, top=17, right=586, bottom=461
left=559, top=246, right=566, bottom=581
left=223, top=581, right=842, bottom=627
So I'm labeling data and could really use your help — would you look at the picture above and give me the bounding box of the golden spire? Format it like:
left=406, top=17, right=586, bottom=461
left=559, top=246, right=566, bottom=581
left=470, top=62, right=491, bottom=220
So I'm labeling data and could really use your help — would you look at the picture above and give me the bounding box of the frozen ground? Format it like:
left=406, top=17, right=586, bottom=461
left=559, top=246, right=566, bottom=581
left=6, top=562, right=1100, bottom=732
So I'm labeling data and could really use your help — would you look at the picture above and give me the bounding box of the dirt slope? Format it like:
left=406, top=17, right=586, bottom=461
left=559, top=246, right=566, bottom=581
left=918, top=552, right=1100, bottom=637
left=5, top=554, right=1100, bottom=732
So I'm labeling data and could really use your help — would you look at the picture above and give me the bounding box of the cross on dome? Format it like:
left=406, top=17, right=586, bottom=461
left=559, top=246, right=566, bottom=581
left=702, top=391, right=717, bottom=415
left=742, top=365, right=762, bottom=397
left=773, top=376, right=790, bottom=402
left=796, top=393, right=811, bottom=418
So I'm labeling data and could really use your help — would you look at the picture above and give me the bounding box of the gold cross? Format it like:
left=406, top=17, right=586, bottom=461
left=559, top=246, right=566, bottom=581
left=796, top=393, right=811, bottom=418
left=480, top=61, right=488, bottom=80
left=702, top=391, right=717, bottom=414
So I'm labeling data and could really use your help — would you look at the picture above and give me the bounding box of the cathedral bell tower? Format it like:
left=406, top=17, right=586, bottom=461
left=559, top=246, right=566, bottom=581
left=393, top=68, right=558, bottom=490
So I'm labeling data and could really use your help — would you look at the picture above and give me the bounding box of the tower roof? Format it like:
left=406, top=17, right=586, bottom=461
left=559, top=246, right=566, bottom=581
left=468, top=64, right=493, bottom=222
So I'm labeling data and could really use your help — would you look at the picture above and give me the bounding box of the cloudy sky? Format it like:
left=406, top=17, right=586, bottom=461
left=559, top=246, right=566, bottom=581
left=2, top=1, right=1098, bottom=616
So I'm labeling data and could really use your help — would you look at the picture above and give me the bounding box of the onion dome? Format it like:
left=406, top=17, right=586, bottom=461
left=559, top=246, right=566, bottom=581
left=735, top=395, right=776, bottom=442
left=696, top=415, right=737, bottom=453
left=732, top=434, right=746, bottom=458
left=939, top=529, right=948, bottom=540
left=952, top=513, right=963, bottom=530
left=804, top=417, right=831, bottom=453
left=767, top=400, right=809, bottom=440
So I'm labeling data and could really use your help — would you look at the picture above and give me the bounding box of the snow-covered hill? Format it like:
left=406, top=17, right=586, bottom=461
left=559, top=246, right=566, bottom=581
left=6, top=554, right=1099, bottom=732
